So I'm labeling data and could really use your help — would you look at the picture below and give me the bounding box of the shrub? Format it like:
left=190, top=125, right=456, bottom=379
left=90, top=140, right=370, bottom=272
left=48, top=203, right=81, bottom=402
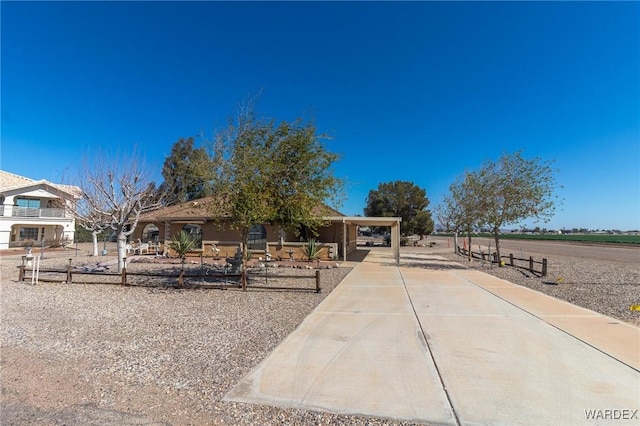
left=168, top=231, right=197, bottom=287
left=302, top=238, right=325, bottom=261
left=18, top=239, right=37, bottom=248
left=168, top=231, right=197, bottom=258
left=45, top=237, right=73, bottom=248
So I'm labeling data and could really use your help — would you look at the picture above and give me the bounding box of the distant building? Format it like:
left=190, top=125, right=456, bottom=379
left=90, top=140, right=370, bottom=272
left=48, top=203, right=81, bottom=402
left=0, top=170, right=80, bottom=249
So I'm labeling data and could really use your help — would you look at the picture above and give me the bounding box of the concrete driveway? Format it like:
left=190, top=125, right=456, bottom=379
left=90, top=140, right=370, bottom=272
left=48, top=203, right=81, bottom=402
left=225, top=250, right=640, bottom=425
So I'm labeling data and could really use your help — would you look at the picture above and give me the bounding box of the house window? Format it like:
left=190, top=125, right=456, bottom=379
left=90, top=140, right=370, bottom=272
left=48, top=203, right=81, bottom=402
left=16, top=198, right=41, bottom=208
left=19, top=227, right=39, bottom=241
left=248, top=224, right=267, bottom=250
left=182, top=224, right=202, bottom=247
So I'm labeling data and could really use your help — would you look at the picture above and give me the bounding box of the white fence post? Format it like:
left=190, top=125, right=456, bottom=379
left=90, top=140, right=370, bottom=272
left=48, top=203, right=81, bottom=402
left=31, top=256, right=41, bottom=285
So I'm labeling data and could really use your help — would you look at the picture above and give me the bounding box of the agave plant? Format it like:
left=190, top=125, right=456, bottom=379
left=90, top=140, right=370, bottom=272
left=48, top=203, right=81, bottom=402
left=302, top=238, right=325, bottom=262
left=168, top=231, right=197, bottom=287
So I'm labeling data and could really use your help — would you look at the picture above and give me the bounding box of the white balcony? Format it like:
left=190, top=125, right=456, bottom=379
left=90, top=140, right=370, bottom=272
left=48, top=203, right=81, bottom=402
left=7, top=207, right=68, bottom=218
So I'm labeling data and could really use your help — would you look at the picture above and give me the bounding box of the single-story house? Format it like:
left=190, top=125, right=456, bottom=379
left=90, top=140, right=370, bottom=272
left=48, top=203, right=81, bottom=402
left=133, top=197, right=402, bottom=263
left=0, top=170, right=81, bottom=249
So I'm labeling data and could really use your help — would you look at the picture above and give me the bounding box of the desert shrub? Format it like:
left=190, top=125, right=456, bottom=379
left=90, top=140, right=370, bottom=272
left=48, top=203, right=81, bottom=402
left=168, top=231, right=196, bottom=258
left=17, top=239, right=37, bottom=248
left=168, top=231, right=197, bottom=288
left=302, top=238, right=325, bottom=261
left=45, top=238, right=73, bottom=248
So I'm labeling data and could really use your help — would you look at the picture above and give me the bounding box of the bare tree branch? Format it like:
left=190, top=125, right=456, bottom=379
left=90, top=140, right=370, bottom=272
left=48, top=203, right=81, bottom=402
left=69, top=150, right=168, bottom=271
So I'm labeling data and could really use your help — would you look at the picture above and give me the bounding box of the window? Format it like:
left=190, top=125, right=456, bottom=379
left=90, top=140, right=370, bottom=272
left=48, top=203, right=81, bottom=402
left=248, top=224, right=267, bottom=250
left=16, top=198, right=41, bottom=208
left=182, top=224, right=202, bottom=247
left=19, top=227, right=39, bottom=241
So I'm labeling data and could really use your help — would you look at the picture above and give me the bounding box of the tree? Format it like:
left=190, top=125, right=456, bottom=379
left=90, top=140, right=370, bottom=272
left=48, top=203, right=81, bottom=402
left=268, top=119, right=343, bottom=234
left=209, top=104, right=343, bottom=286
left=72, top=152, right=167, bottom=272
left=364, top=180, right=430, bottom=235
left=434, top=194, right=461, bottom=251
left=435, top=171, right=483, bottom=258
left=161, top=137, right=214, bottom=204
left=473, top=151, right=560, bottom=261
left=413, top=210, right=434, bottom=240
left=72, top=196, right=110, bottom=257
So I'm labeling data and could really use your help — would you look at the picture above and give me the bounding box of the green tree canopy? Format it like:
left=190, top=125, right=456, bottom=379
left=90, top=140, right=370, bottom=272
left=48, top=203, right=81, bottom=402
left=268, top=119, right=343, bottom=233
left=209, top=104, right=343, bottom=279
left=364, top=180, right=431, bottom=236
left=437, top=151, right=560, bottom=261
left=413, top=210, right=435, bottom=239
left=161, top=137, right=214, bottom=204
left=474, top=151, right=560, bottom=260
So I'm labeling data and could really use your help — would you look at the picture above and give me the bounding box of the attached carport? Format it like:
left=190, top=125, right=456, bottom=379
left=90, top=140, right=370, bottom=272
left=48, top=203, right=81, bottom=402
left=332, top=216, right=402, bottom=265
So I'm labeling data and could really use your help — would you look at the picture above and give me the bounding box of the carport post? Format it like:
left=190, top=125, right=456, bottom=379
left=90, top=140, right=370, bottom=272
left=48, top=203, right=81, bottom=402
left=343, top=219, right=347, bottom=263
left=392, top=220, right=401, bottom=265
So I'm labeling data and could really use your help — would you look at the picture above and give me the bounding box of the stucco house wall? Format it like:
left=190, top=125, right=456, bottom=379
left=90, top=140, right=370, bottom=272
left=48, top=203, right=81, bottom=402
left=0, top=170, right=80, bottom=250
left=132, top=197, right=356, bottom=261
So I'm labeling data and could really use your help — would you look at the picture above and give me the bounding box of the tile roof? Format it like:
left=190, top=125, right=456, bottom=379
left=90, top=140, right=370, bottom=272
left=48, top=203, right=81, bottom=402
left=140, top=197, right=345, bottom=221
left=0, top=170, right=34, bottom=189
left=139, top=197, right=223, bottom=221
left=312, top=203, right=345, bottom=217
left=0, top=170, right=81, bottom=197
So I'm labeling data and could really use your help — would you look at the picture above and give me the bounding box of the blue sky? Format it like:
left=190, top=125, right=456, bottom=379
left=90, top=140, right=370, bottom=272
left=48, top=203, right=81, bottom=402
left=2, top=1, right=639, bottom=231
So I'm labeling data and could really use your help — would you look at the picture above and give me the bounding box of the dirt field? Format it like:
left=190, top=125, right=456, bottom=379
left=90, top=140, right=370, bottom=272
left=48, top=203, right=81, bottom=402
left=441, top=235, right=640, bottom=263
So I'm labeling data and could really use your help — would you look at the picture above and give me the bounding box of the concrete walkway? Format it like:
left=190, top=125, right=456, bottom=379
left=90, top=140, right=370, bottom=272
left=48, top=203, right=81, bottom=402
left=225, top=250, right=640, bottom=425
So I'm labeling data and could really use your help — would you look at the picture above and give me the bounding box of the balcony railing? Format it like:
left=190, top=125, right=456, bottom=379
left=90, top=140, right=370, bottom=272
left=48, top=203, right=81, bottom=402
left=10, top=207, right=67, bottom=218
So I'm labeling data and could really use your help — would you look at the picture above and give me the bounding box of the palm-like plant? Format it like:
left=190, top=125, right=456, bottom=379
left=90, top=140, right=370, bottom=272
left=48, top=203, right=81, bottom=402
left=302, top=238, right=325, bottom=262
left=168, top=231, right=197, bottom=287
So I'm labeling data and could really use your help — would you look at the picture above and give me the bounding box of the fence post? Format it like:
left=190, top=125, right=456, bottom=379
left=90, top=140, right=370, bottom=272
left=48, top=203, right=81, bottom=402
left=67, top=258, right=73, bottom=283
left=18, top=260, right=25, bottom=282
left=509, top=253, right=514, bottom=266
left=121, top=257, right=127, bottom=286
left=542, top=258, right=547, bottom=277
left=242, top=271, right=246, bottom=291
left=315, top=270, right=321, bottom=293
left=33, top=256, right=40, bottom=285
left=265, top=264, right=268, bottom=286
left=529, top=256, right=534, bottom=274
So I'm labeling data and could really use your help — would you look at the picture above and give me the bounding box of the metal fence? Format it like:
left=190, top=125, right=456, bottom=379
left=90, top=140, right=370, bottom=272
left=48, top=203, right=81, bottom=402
left=11, top=207, right=67, bottom=218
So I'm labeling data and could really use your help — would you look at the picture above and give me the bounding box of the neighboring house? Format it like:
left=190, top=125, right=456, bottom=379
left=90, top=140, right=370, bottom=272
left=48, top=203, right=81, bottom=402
left=134, top=197, right=402, bottom=263
left=0, top=170, right=81, bottom=250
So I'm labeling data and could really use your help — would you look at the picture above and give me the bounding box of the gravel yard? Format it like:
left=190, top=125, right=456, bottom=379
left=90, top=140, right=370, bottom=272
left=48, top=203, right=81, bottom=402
left=437, top=249, right=640, bottom=327
left=2, top=245, right=638, bottom=425
left=1, top=254, right=418, bottom=425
